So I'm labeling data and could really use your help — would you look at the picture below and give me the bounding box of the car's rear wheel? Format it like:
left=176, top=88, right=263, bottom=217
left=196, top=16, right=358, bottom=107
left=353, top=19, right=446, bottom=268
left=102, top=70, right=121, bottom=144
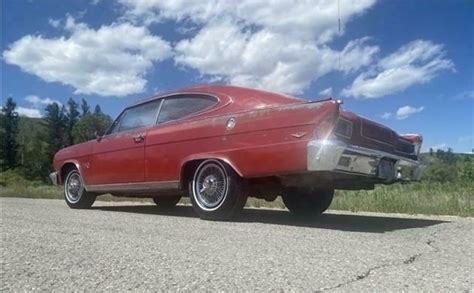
left=152, top=196, right=181, bottom=208
left=281, top=187, right=334, bottom=217
left=64, top=169, right=96, bottom=209
left=189, top=159, right=247, bottom=220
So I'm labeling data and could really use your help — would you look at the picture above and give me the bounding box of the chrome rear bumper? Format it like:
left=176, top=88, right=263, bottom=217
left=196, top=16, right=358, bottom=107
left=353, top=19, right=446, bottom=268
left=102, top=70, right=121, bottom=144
left=307, top=139, right=424, bottom=181
left=49, top=171, right=60, bottom=185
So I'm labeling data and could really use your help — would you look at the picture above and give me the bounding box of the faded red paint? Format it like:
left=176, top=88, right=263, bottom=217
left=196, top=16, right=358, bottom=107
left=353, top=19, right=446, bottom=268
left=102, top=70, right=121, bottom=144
left=53, top=85, right=421, bottom=188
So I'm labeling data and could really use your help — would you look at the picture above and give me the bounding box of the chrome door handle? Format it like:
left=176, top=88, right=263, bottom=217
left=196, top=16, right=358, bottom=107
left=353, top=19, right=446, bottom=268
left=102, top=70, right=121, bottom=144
left=133, top=134, right=145, bottom=143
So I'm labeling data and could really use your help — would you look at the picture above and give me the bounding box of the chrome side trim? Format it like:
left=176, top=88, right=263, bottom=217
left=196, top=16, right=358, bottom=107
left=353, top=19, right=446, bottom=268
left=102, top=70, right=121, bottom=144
left=85, top=181, right=180, bottom=193
left=49, top=171, right=60, bottom=186
left=307, top=139, right=424, bottom=181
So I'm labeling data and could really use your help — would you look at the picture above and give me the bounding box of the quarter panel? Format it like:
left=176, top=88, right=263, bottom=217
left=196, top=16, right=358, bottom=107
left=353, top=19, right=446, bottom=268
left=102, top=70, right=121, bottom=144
left=145, top=101, right=339, bottom=181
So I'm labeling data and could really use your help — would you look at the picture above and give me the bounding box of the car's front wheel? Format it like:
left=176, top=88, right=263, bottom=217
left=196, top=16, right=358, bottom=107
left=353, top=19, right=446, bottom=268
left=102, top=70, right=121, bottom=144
left=152, top=196, right=181, bottom=208
left=281, top=187, right=334, bottom=217
left=64, top=169, right=96, bottom=209
left=189, top=160, right=247, bottom=220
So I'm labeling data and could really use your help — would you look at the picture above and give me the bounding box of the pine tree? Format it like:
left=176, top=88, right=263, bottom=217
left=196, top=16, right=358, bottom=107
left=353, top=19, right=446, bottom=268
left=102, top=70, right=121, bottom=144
left=65, top=98, right=80, bottom=146
left=94, top=104, right=102, bottom=115
left=44, top=102, right=66, bottom=161
left=80, top=98, right=90, bottom=116
left=0, top=97, right=20, bottom=170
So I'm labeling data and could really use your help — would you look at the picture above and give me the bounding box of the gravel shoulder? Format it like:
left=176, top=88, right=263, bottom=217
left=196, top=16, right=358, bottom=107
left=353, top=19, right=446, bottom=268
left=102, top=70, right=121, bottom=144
left=1, top=197, right=473, bottom=291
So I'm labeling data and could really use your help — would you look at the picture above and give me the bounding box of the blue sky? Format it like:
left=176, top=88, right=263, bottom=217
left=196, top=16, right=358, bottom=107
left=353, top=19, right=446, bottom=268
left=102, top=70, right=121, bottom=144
left=2, top=0, right=473, bottom=152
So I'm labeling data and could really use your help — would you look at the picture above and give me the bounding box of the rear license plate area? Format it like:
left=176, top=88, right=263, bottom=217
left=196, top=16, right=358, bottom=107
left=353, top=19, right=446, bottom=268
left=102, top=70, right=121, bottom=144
left=378, top=159, right=395, bottom=180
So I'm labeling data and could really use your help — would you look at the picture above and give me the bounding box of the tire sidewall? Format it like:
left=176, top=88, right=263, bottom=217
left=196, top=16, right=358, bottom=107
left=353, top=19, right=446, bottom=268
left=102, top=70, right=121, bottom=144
left=64, top=169, right=95, bottom=209
left=282, top=188, right=334, bottom=216
left=64, top=170, right=84, bottom=206
left=189, top=160, right=246, bottom=220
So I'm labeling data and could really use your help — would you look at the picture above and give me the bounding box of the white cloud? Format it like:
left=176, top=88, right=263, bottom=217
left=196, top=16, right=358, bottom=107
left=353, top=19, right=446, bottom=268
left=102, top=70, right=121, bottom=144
left=119, top=0, right=376, bottom=43
left=120, top=0, right=377, bottom=95
left=319, top=87, right=333, bottom=96
left=175, top=22, right=378, bottom=94
left=3, top=17, right=172, bottom=97
left=48, top=18, right=61, bottom=28
left=395, top=105, right=425, bottom=120
left=342, top=40, right=454, bottom=99
left=458, top=135, right=472, bottom=143
left=25, top=95, right=61, bottom=107
left=381, top=112, right=392, bottom=119
left=16, top=107, right=42, bottom=118
left=453, top=90, right=474, bottom=100
left=431, top=143, right=447, bottom=151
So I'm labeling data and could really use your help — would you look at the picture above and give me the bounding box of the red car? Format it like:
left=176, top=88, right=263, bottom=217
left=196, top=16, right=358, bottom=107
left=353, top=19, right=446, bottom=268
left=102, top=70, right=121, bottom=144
left=50, top=85, right=424, bottom=220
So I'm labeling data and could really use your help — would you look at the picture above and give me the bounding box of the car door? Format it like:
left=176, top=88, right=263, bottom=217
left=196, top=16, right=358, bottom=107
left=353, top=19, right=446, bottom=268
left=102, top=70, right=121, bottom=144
left=145, top=95, right=218, bottom=182
left=87, top=100, right=162, bottom=186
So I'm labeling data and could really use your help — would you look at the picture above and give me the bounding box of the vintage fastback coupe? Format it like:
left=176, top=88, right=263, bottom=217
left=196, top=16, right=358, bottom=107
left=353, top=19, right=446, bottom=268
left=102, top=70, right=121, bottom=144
left=50, top=85, right=423, bottom=220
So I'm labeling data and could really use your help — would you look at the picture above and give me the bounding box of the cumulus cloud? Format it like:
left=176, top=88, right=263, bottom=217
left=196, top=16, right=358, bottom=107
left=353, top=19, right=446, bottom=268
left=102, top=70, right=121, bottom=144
left=120, top=0, right=377, bottom=94
left=3, top=17, right=172, bottom=97
left=174, top=22, right=378, bottom=94
left=381, top=112, right=392, bottom=119
left=16, top=107, right=42, bottom=118
left=319, top=87, right=333, bottom=96
left=25, top=95, right=61, bottom=107
left=48, top=18, right=61, bottom=28
left=119, top=0, right=376, bottom=42
left=395, top=105, right=425, bottom=120
left=342, top=40, right=454, bottom=98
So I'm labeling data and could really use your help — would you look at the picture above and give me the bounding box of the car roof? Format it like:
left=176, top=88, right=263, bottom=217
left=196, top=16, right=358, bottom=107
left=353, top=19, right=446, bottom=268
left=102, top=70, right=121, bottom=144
left=131, top=84, right=305, bottom=113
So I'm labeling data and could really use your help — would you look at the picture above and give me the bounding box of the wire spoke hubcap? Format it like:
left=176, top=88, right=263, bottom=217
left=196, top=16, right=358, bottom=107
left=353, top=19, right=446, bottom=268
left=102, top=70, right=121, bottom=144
left=194, top=163, right=228, bottom=210
left=65, top=172, right=84, bottom=203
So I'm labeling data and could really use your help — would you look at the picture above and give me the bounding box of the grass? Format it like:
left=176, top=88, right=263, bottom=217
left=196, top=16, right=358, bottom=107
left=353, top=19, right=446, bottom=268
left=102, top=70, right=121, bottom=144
left=1, top=180, right=472, bottom=217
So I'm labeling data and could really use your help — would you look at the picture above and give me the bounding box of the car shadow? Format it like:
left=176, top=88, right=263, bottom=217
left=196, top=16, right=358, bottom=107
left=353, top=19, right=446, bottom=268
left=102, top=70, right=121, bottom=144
left=93, top=204, right=448, bottom=233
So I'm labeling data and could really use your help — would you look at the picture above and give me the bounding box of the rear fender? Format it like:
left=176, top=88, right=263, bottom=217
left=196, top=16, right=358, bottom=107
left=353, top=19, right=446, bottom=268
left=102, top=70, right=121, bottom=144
left=179, top=154, right=244, bottom=187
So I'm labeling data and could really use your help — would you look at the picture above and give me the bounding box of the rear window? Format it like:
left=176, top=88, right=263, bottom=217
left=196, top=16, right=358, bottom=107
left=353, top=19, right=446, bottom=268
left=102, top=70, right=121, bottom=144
left=157, top=96, right=216, bottom=124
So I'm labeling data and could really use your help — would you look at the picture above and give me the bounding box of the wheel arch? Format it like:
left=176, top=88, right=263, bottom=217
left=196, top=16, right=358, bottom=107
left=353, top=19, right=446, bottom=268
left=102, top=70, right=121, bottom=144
left=179, top=156, right=243, bottom=190
left=59, top=160, right=82, bottom=185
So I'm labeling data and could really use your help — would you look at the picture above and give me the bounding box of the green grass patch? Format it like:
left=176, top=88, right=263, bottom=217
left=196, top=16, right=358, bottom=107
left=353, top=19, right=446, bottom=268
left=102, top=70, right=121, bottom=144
left=1, top=177, right=472, bottom=217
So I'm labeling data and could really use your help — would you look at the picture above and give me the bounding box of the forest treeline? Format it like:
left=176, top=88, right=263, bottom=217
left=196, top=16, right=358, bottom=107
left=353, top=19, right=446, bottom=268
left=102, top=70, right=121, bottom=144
left=1, top=96, right=473, bottom=183
left=1, top=97, right=112, bottom=180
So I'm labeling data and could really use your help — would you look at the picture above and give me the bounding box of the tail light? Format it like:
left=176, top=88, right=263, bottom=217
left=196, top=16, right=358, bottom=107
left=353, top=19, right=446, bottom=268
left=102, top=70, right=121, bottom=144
left=414, top=140, right=422, bottom=156
left=400, top=134, right=423, bottom=156
left=334, top=118, right=353, bottom=139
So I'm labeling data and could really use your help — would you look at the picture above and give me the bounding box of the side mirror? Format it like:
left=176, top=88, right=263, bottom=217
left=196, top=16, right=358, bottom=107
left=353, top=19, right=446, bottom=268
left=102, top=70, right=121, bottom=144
left=94, top=131, right=103, bottom=142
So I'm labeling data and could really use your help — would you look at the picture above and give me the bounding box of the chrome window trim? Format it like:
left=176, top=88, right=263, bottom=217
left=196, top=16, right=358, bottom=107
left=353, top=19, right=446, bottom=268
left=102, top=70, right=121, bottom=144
left=85, top=180, right=180, bottom=193
left=117, top=100, right=162, bottom=133
left=155, top=94, right=219, bottom=126
left=103, top=99, right=162, bottom=137
left=130, top=91, right=221, bottom=108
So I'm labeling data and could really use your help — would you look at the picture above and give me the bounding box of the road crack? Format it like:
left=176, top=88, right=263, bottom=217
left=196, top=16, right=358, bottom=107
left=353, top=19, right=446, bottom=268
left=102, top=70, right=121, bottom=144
left=319, top=232, right=441, bottom=292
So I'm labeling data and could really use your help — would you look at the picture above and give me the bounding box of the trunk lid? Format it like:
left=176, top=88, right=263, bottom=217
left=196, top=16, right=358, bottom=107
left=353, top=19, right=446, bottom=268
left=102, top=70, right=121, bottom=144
left=335, top=111, right=420, bottom=160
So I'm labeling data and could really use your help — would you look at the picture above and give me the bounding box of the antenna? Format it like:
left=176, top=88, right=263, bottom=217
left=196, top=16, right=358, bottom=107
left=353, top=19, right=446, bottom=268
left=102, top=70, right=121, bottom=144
left=338, top=0, right=341, bottom=71
left=338, top=0, right=341, bottom=36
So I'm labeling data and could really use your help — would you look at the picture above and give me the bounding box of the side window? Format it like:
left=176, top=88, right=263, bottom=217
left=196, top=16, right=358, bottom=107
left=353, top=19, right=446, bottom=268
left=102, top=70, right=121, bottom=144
left=116, top=100, right=161, bottom=132
left=157, top=96, right=216, bottom=124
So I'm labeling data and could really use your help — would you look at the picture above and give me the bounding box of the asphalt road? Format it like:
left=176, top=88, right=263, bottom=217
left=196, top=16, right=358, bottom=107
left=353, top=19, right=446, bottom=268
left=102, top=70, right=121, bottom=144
left=1, top=197, right=473, bottom=292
